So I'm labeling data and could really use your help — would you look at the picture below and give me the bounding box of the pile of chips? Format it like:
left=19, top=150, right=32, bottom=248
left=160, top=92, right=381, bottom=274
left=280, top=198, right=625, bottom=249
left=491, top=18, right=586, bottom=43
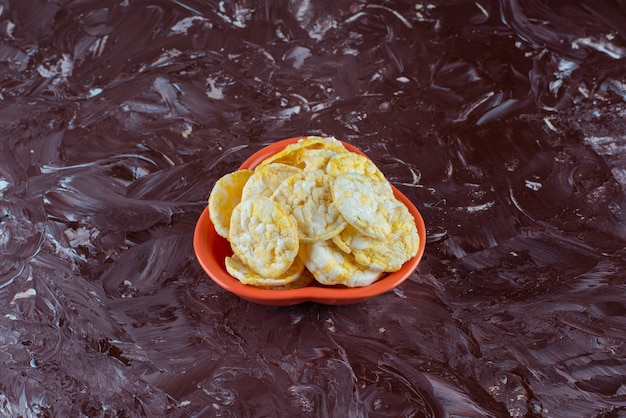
left=207, top=136, right=419, bottom=289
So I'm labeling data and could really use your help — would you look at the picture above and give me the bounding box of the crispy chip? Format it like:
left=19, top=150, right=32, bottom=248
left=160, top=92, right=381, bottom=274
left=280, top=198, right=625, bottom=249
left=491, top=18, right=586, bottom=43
left=335, top=200, right=419, bottom=272
left=208, top=169, right=254, bottom=238
left=229, top=197, right=299, bottom=278
left=272, top=169, right=347, bottom=242
left=266, top=268, right=315, bottom=290
left=326, top=152, right=387, bottom=182
left=241, top=162, right=303, bottom=200
left=331, top=232, right=352, bottom=254
left=331, top=173, right=395, bottom=239
left=292, top=148, right=339, bottom=171
left=299, top=240, right=385, bottom=287
left=258, top=136, right=347, bottom=168
left=225, top=254, right=305, bottom=287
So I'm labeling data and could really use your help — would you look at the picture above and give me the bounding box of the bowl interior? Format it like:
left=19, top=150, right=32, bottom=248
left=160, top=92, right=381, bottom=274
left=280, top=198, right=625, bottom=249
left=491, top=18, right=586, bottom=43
left=194, top=137, right=426, bottom=305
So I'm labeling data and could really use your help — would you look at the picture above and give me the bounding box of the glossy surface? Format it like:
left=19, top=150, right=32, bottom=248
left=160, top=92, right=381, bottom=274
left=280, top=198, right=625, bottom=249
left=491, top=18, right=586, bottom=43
left=194, top=137, right=426, bottom=305
left=2, top=1, right=626, bottom=416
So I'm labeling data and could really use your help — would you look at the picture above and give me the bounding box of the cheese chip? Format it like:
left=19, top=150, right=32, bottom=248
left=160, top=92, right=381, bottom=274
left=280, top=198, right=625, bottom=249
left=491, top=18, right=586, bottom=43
left=257, top=136, right=347, bottom=168
left=331, top=231, right=352, bottom=254
left=292, top=148, right=339, bottom=171
left=326, top=152, right=387, bottom=182
left=272, top=169, right=346, bottom=242
left=229, top=197, right=299, bottom=278
left=266, top=268, right=315, bottom=289
left=335, top=200, right=419, bottom=272
left=300, top=240, right=384, bottom=287
left=208, top=169, right=254, bottom=238
left=225, top=254, right=305, bottom=287
left=331, top=173, right=395, bottom=239
left=241, top=162, right=302, bottom=200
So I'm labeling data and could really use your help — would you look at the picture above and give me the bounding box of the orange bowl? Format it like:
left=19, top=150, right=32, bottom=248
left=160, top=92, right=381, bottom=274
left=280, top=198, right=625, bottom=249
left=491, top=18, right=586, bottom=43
left=193, top=137, right=426, bottom=305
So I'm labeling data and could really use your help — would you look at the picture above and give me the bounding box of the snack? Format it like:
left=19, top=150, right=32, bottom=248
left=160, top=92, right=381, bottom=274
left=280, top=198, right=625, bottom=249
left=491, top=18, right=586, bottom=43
left=241, top=162, right=302, bottom=200
left=300, top=240, right=384, bottom=287
left=208, top=169, right=254, bottom=238
left=257, top=136, right=347, bottom=168
left=332, top=200, right=418, bottom=272
left=206, top=136, right=420, bottom=289
left=271, top=169, right=346, bottom=242
left=228, top=196, right=299, bottom=278
left=265, top=268, right=315, bottom=290
left=291, top=148, right=338, bottom=171
left=225, top=254, right=305, bottom=287
left=330, top=172, right=395, bottom=239
left=326, top=152, right=387, bottom=182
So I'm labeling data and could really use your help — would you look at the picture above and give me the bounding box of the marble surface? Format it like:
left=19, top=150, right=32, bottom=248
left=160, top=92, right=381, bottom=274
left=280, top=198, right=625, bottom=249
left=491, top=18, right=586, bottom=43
left=1, top=0, right=626, bottom=416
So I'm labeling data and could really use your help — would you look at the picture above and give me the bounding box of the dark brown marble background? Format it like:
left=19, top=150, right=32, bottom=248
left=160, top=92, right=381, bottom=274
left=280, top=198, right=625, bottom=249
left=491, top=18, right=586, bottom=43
left=1, top=0, right=626, bottom=416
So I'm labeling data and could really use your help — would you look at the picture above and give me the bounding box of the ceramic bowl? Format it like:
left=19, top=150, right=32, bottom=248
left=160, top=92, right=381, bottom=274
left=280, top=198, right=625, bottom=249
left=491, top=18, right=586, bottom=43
left=194, top=137, right=426, bottom=306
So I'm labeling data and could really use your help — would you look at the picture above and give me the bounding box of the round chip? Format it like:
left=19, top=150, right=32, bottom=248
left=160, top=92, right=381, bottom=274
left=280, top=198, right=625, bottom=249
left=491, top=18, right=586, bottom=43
left=331, top=173, right=395, bottom=239
left=291, top=148, right=339, bottom=171
left=229, top=197, right=299, bottom=278
left=208, top=169, right=254, bottom=238
left=272, top=169, right=347, bottom=242
left=331, top=231, right=352, bottom=254
left=241, top=163, right=303, bottom=200
left=258, top=136, right=347, bottom=168
left=225, top=254, right=305, bottom=287
left=299, top=240, right=385, bottom=287
left=266, top=268, right=315, bottom=290
left=335, top=200, right=419, bottom=272
left=326, top=152, right=387, bottom=182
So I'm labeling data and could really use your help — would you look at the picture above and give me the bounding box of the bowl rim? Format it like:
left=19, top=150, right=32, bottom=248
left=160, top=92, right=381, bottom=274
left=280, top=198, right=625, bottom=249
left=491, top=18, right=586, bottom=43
left=193, top=136, right=426, bottom=305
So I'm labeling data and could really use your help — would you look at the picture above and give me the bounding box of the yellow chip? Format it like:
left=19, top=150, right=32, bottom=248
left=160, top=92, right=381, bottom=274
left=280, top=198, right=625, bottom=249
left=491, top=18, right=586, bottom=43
left=331, top=232, right=352, bottom=254
left=299, top=240, right=385, bottom=287
left=326, top=152, right=387, bottom=182
left=331, top=173, right=395, bottom=239
left=225, top=254, right=305, bottom=287
left=229, top=197, right=299, bottom=278
left=241, top=163, right=303, bottom=200
left=272, top=169, right=347, bottom=242
left=208, top=169, right=254, bottom=238
left=291, top=148, right=339, bottom=171
left=335, top=200, right=419, bottom=272
left=258, top=136, right=347, bottom=168
left=266, top=268, right=315, bottom=290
